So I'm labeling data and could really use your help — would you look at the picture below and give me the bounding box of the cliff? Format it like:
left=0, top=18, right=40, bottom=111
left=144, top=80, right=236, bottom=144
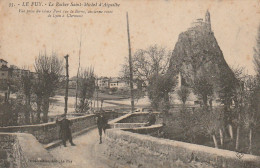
left=169, top=23, right=238, bottom=97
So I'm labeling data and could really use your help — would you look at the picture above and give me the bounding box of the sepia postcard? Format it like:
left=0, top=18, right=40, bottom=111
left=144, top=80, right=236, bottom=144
left=0, top=0, right=260, bottom=168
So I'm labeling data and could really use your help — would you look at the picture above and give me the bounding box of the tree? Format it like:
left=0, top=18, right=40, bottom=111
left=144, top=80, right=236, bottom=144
left=232, top=68, right=258, bottom=152
left=201, top=108, right=223, bottom=148
left=121, top=45, right=177, bottom=111
left=19, top=73, right=33, bottom=124
left=34, top=52, right=64, bottom=123
left=241, top=77, right=257, bottom=153
left=192, top=76, right=213, bottom=107
left=32, top=77, right=43, bottom=123
left=0, top=102, right=18, bottom=126
left=220, top=66, right=245, bottom=141
left=217, top=66, right=238, bottom=113
left=240, top=23, right=260, bottom=154
left=132, top=86, right=145, bottom=105
left=122, top=45, right=171, bottom=81
left=177, top=86, right=190, bottom=105
left=147, top=73, right=176, bottom=111
left=179, top=107, right=204, bottom=143
left=76, top=67, right=95, bottom=113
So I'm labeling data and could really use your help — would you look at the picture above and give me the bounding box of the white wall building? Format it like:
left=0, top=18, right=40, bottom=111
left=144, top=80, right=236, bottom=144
left=109, top=78, right=128, bottom=89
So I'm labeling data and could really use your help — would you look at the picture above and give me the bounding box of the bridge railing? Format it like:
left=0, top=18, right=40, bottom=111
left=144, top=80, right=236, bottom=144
left=105, top=128, right=260, bottom=168
left=0, top=112, right=123, bottom=144
left=104, top=112, right=260, bottom=168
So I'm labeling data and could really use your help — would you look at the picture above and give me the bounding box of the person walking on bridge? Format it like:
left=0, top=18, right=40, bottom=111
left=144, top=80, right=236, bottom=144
left=56, top=114, right=76, bottom=147
left=96, top=112, right=108, bottom=144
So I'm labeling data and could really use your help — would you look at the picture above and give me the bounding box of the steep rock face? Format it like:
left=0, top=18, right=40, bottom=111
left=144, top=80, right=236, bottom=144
left=169, top=22, right=238, bottom=99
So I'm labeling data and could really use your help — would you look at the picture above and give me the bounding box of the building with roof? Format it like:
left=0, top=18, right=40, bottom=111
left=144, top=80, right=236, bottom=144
left=0, top=59, right=10, bottom=80
left=189, top=10, right=211, bottom=32
left=97, top=77, right=110, bottom=89
left=0, top=59, right=8, bottom=68
left=0, top=59, right=35, bottom=82
left=10, top=68, right=31, bottom=80
left=109, top=77, right=128, bottom=89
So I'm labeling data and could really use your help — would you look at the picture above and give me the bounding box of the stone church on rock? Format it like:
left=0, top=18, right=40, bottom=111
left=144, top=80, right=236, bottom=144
left=169, top=10, right=239, bottom=106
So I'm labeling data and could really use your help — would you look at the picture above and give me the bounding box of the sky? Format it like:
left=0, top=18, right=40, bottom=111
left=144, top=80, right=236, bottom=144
left=0, top=0, right=260, bottom=77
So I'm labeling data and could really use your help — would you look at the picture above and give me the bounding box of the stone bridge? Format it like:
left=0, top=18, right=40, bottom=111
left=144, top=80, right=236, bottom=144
left=0, top=112, right=260, bottom=168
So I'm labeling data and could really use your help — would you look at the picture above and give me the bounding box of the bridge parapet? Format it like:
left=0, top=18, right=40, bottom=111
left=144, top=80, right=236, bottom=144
left=108, top=112, right=163, bottom=136
left=105, top=129, right=260, bottom=168
left=122, top=124, right=163, bottom=134
left=115, top=112, right=162, bottom=123
left=0, top=112, right=123, bottom=144
left=105, top=112, right=260, bottom=168
left=108, top=112, right=162, bottom=129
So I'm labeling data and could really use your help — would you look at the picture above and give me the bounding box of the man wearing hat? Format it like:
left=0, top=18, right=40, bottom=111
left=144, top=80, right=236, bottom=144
left=96, top=112, right=108, bottom=144
left=56, top=114, right=76, bottom=147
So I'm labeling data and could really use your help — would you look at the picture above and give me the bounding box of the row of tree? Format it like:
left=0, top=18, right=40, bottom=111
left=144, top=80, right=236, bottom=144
left=1, top=52, right=96, bottom=125
left=121, top=24, right=260, bottom=154
left=178, top=73, right=258, bottom=154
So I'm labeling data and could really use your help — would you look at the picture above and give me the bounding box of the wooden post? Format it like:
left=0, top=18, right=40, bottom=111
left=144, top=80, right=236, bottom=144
left=126, top=12, right=135, bottom=113
left=64, top=55, right=69, bottom=115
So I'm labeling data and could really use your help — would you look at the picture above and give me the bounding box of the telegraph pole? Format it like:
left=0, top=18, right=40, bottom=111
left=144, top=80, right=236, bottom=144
left=126, top=12, right=135, bottom=113
left=64, top=55, right=69, bottom=116
left=75, top=32, right=82, bottom=111
left=96, top=77, right=99, bottom=112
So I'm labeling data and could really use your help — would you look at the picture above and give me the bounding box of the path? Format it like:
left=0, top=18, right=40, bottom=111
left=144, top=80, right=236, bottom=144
left=49, top=128, right=125, bottom=168
left=48, top=128, right=213, bottom=168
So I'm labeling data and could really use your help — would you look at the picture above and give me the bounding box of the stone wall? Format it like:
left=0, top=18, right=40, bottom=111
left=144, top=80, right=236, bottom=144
left=0, top=112, right=122, bottom=144
left=0, top=134, right=25, bottom=168
left=110, top=123, right=146, bottom=129
left=117, top=112, right=162, bottom=123
left=108, top=112, right=163, bottom=130
left=108, top=112, right=163, bottom=134
left=0, top=133, right=62, bottom=168
left=105, top=129, right=260, bottom=168
left=123, top=124, right=163, bottom=134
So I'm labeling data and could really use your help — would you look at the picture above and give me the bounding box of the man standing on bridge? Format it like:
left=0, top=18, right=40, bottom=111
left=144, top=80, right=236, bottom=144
left=56, top=114, right=76, bottom=147
left=96, top=112, right=108, bottom=144
left=145, top=110, right=156, bottom=126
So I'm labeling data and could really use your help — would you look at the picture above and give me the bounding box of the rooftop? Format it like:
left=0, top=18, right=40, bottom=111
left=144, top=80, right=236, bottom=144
left=0, top=59, right=8, bottom=63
